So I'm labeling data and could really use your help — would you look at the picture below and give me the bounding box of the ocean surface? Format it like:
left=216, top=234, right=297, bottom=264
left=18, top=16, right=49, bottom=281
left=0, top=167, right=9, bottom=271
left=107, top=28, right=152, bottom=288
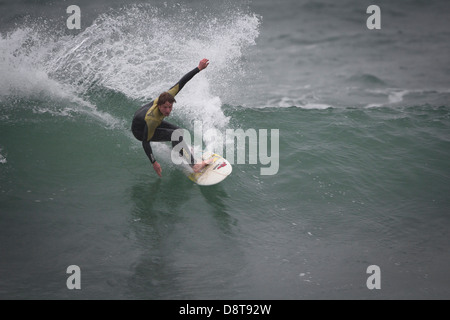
left=1, top=0, right=449, bottom=299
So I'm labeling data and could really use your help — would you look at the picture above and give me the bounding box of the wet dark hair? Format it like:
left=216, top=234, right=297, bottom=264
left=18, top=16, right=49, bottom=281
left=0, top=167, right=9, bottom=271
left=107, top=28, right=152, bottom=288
left=157, top=92, right=176, bottom=106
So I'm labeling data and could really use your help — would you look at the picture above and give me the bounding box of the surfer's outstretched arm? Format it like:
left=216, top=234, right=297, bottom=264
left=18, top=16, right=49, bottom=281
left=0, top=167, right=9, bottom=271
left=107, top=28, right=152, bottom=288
left=167, top=59, right=209, bottom=97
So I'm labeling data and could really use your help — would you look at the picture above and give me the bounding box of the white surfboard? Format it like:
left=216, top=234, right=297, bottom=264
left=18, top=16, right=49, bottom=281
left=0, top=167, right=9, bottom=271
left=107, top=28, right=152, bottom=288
left=186, top=151, right=232, bottom=186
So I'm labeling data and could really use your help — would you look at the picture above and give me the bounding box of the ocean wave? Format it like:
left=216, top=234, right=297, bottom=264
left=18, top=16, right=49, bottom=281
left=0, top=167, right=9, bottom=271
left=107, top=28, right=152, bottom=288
left=261, top=96, right=333, bottom=109
left=0, top=3, right=260, bottom=135
left=346, top=74, right=387, bottom=87
left=0, top=26, right=125, bottom=129
left=364, top=88, right=450, bottom=108
left=0, top=147, right=6, bottom=164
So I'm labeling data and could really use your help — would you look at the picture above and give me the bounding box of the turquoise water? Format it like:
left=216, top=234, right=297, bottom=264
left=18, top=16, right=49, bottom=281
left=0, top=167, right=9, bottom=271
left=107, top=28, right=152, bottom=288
left=1, top=0, right=449, bottom=299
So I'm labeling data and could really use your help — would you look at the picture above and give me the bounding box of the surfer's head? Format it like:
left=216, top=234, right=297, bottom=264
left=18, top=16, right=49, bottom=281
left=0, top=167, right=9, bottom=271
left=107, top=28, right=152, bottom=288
left=157, top=92, right=176, bottom=116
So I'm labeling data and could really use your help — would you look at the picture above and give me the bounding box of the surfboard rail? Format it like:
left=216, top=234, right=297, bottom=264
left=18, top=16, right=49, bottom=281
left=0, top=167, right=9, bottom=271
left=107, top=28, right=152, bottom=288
left=187, top=152, right=232, bottom=186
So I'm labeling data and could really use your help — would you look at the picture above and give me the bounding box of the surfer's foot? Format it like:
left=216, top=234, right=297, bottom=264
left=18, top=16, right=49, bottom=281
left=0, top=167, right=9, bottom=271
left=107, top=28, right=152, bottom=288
left=192, top=159, right=213, bottom=173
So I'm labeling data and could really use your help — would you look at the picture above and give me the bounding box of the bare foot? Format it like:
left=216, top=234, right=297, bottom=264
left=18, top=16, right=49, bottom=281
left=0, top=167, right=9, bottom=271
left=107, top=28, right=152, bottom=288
left=192, top=159, right=213, bottom=173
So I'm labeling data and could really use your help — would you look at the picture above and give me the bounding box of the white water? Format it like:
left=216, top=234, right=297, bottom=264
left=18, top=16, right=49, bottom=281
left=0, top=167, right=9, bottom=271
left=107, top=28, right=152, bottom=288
left=0, top=147, right=6, bottom=164
left=0, top=4, right=261, bottom=135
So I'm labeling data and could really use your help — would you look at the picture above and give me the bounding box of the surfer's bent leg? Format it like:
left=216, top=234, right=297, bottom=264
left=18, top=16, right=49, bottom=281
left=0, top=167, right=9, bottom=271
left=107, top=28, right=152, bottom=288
left=151, top=121, right=196, bottom=165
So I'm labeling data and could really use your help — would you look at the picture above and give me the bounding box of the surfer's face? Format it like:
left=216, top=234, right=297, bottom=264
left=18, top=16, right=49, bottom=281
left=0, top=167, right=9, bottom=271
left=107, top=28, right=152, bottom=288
left=159, top=101, right=173, bottom=116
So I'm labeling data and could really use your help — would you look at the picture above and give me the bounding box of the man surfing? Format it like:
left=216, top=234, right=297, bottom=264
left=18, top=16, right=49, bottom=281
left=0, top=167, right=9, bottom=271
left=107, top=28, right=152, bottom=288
left=131, top=59, right=210, bottom=177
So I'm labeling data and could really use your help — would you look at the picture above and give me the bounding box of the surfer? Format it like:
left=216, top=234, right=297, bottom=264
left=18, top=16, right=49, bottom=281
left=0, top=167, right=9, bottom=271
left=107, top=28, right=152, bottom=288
left=131, top=59, right=210, bottom=177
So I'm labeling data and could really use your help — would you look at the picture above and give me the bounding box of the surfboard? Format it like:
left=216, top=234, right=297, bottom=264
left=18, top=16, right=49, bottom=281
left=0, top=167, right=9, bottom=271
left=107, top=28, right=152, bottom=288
left=186, top=151, right=232, bottom=186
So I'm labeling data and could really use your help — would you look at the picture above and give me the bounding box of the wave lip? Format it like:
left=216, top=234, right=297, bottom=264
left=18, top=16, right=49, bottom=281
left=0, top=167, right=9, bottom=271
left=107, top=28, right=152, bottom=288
left=346, top=73, right=387, bottom=87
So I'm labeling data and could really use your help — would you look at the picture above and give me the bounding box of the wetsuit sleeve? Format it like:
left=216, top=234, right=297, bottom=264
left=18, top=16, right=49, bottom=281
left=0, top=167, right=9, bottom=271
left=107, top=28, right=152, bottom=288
left=167, top=67, right=201, bottom=97
left=142, top=125, right=156, bottom=163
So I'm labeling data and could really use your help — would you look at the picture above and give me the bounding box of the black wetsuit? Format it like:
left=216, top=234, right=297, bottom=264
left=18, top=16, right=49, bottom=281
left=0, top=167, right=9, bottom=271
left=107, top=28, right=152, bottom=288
left=131, top=67, right=200, bottom=164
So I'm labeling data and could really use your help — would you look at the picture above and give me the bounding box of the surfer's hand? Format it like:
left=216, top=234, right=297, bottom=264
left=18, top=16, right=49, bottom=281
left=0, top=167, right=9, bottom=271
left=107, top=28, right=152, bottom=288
left=198, top=58, right=209, bottom=71
left=153, top=161, right=162, bottom=177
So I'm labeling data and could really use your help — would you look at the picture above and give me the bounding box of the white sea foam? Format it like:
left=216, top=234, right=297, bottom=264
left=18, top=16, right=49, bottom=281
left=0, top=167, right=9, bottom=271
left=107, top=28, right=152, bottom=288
left=364, top=88, right=411, bottom=108
left=388, top=90, right=410, bottom=104
left=0, top=26, right=123, bottom=129
left=0, top=4, right=261, bottom=135
left=301, top=103, right=333, bottom=110
left=263, top=96, right=332, bottom=109
left=0, top=147, right=6, bottom=164
left=364, top=88, right=450, bottom=108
